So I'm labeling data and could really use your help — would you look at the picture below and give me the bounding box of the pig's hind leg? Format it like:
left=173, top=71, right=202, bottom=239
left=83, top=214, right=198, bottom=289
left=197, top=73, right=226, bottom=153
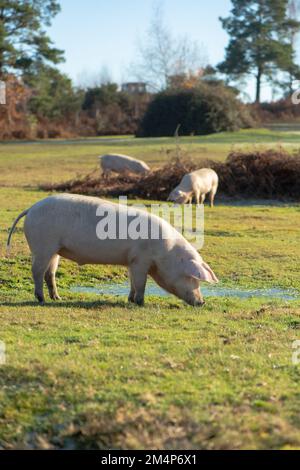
left=31, top=249, right=59, bottom=305
left=45, top=254, right=61, bottom=301
left=209, top=187, right=217, bottom=208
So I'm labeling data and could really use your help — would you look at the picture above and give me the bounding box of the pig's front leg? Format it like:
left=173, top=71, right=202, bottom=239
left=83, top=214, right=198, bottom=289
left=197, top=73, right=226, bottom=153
left=128, top=262, right=148, bottom=306
left=128, top=268, right=136, bottom=303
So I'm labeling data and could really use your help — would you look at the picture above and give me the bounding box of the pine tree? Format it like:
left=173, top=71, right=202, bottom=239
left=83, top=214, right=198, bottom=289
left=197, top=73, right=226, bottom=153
left=0, top=0, right=64, bottom=78
left=218, top=0, right=300, bottom=102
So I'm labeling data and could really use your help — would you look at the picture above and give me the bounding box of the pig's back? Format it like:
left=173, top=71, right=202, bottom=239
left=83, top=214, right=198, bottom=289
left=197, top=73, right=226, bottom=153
left=24, top=195, right=130, bottom=264
left=100, top=154, right=146, bottom=172
left=190, top=168, right=218, bottom=190
left=24, top=194, right=182, bottom=266
left=178, top=173, right=194, bottom=192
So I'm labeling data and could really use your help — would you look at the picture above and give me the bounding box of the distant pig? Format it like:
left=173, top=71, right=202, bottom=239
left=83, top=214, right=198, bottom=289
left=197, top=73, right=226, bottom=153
left=99, top=154, right=150, bottom=178
left=168, top=168, right=219, bottom=207
left=7, top=194, right=218, bottom=307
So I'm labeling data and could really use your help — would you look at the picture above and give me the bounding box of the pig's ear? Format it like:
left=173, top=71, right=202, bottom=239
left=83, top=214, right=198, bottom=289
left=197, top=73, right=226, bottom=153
left=185, top=260, right=219, bottom=284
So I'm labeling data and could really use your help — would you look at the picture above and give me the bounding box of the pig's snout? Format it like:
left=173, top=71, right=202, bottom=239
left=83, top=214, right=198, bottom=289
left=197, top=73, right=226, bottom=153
left=185, top=290, right=206, bottom=307
left=188, top=298, right=205, bottom=307
left=193, top=289, right=205, bottom=307
left=172, top=278, right=206, bottom=307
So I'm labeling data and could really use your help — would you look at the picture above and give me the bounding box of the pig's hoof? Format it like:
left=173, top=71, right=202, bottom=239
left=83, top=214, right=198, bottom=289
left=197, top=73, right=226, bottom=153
left=134, top=296, right=145, bottom=307
left=51, top=294, right=61, bottom=301
left=128, top=294, right=135, bottom=303
left=35, top=294, right=45, bottom=305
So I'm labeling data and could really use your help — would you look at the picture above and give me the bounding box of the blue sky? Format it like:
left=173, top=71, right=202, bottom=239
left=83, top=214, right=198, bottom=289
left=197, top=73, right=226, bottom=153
left=47, top=0, right=275, bottom=100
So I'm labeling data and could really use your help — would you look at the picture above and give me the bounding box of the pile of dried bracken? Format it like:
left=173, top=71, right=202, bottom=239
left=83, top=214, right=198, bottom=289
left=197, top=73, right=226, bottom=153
left=41, top=149, right=300, bottom=201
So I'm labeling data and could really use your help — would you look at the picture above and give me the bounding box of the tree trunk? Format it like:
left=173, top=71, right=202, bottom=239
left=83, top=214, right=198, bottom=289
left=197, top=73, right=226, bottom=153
left=0, top=48, right=4, bottom=79
left=255, top=68, right=262, bottom=103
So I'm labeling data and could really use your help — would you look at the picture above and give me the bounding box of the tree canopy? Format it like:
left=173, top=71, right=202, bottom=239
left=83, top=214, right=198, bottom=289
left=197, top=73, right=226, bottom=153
left=218, top=0, right=300, bottom=102
left=137, top=83, right=254, bottom=137
left=24, top=63, right=83, bottom=120
left=0, top=0, right=64, bottom=77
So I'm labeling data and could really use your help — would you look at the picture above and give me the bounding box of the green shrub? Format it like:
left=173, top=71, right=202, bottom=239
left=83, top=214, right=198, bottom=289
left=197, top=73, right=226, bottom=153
left=137, top=83, right=254, bottom=137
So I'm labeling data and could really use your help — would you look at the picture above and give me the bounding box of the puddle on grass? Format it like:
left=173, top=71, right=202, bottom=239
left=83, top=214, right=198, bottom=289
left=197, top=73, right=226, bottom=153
left=70, top=282, right=299, bottom=301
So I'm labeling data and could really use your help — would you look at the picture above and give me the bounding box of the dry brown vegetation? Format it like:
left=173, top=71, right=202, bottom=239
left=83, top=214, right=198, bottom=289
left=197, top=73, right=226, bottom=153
left=0, top=75, right=32, bottom=140
left=41, top=149, right=300, bottom=201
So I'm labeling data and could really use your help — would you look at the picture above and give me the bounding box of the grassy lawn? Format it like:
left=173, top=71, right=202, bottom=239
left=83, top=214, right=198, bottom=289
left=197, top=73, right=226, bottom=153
left=0, top=130, right=300, bottom=449
left=2, top=128, right=300, bottom=187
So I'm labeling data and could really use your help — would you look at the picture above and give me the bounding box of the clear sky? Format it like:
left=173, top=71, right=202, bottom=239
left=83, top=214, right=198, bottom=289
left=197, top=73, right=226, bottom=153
left=47, top=0, right=274, bottom=100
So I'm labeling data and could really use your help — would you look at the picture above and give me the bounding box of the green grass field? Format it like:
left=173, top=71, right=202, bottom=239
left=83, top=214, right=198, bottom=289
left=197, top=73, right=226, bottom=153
left=1, top=128, right=300, bottom=187
left=0, top=129, right=300, bottom=449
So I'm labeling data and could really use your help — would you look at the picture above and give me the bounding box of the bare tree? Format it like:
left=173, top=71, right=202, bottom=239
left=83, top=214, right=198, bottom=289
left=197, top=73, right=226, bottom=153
left=77, top=65, right=113, bottom=89
left=130, top=3, right=207, bottom=91
left=97, top=65, right=113, bottom=86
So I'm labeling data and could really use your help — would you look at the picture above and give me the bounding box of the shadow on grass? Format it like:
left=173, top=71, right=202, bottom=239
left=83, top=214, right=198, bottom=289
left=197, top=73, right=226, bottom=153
left=0, top=298, right=132, bottom=310
left=0, top=364, right=215, bottom=450
left=0, top=365, right=96, bottom=449
left=0, top=364, right=206, bottom=450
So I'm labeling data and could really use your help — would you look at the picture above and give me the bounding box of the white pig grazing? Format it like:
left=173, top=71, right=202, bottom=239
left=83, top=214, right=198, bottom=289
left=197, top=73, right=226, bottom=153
left=168, top=168, right=219, bottom=207
left=7, top=194, right=218, bottom=307
left=99, top=154, right=150, bottom=178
